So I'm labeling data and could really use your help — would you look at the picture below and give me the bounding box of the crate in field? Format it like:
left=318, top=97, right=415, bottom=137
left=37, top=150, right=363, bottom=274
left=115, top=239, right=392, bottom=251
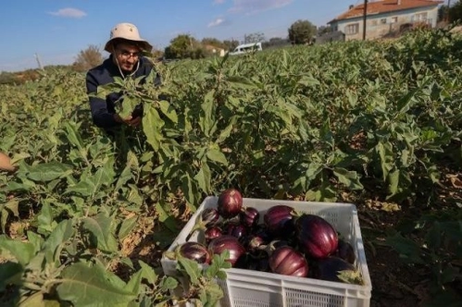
left=161, top=196, right=372, bottom=307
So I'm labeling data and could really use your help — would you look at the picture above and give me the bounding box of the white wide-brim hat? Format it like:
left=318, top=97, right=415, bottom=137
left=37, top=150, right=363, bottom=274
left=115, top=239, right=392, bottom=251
left=104, top=23, right=153, bottom=53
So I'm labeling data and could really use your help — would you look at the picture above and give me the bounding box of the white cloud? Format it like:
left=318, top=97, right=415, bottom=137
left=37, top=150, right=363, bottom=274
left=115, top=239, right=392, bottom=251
left=48, top=8, right=87, bottom=18
left=229, top=0, right=293, bottom=14
left=208, top=18, right=226, bottom=27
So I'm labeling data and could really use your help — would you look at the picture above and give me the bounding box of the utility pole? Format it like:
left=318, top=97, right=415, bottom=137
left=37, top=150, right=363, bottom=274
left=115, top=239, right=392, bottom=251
left=34, top=53, right=43, bottom=70
left=363, top=0, right=368, bottom=40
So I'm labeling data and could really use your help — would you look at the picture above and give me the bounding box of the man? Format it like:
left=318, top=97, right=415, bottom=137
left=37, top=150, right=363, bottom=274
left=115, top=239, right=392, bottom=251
left=85, top=22, right=160, bottom=133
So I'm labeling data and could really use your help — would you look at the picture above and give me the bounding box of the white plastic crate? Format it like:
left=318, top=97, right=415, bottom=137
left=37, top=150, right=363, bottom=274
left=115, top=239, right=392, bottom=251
left=161, top=196, right=372, bottom=307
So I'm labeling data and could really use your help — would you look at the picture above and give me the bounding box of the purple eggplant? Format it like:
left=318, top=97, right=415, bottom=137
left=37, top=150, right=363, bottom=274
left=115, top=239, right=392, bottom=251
left=186, top=207, right=220, bottom=241
left=217, top=188, right=243, bottom=219
left=179, top=242, right=211, bottom=264
left=240, top=207, right=260, bottom=228
left=296, top=214, right=338, bottom=259
left=263, top=205, right=296, bottom=237
left=208, top=235, right=246, bottom=267
left=225, top=222, right=248, bottom=240
left=311, top=256, right=357, bottom=283
left=269, top=246, right=309, bottom=277
left=204, top=226, right=223, bottom=244
left=335, top=239, right=356, bottom=264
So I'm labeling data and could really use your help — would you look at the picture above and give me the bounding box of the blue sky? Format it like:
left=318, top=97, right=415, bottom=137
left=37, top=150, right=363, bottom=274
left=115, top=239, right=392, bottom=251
left=0, top=0, right=364, bottom=72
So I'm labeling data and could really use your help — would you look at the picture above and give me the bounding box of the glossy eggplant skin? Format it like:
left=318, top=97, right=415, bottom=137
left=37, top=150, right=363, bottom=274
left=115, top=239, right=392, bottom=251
left=217, top=188, right=243, bottom=219
left=208, top=235, right=246, bottom=267
left=296, top=214, right=338, bottom=259
left=335, top=239, right=356, bottom=264
left=179, top=242, right=211, bottom=264
left=311, top=256, right=355, bottom=282
left=269, top=246, right=309, bottom=277
left=204, top=226, right=222, bottom=244
left=240, top=207, right=260, bottom=228
left=225, top=222, right=248, bottom=240
left=263, top=205, right=296, bottom=237
left=201, top=208, right=220, bottom=226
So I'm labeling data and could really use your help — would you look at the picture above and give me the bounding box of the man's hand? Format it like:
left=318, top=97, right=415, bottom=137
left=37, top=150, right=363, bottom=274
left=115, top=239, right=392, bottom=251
left=114, top=114, right=141, bottom=127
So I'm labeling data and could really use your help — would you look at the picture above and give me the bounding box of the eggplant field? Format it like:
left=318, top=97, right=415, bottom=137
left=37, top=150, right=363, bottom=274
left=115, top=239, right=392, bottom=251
left=1, top=28, right=461, bottom=307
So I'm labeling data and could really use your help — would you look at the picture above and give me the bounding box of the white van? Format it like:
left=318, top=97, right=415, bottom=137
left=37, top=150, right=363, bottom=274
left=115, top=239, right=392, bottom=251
left=228, top=42, right=263, bottom=55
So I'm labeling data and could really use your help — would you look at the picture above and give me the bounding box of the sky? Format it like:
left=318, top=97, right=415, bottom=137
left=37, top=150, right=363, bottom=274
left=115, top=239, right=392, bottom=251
left=0, top=0, right=369, bottom=72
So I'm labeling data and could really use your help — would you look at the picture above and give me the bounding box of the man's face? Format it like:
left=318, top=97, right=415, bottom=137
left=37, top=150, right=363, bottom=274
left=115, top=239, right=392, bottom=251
left=114, top=42, right=141, bottom=72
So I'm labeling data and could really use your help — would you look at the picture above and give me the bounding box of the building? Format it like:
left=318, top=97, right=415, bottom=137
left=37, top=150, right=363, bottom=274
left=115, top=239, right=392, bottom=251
left=327, top=0, right=444, bottom=41
left=315, top=31, right=346, bottom=44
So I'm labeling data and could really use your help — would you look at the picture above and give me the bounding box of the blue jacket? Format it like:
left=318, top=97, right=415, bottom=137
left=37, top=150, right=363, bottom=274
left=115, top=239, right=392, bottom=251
left=85, top=55, right=160, bottom=129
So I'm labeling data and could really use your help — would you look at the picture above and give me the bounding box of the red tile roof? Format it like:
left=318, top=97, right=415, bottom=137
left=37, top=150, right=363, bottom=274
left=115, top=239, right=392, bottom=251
left=329, top=0, right=443, bottom=23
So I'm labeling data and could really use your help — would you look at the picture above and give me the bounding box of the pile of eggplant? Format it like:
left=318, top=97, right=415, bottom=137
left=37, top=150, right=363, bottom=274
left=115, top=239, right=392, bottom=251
left=177, top=188, right=363, bottom=285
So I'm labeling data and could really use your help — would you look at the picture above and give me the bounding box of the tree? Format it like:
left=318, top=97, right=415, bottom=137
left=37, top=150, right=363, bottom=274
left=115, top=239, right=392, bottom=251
left=223, top=39, right=239, bottom=51
left=449, top=1, right=462, bottom=23
left=262, top=37, right=290, bottom=49
left=288, top=20, right=317, bottom=45
left=244, top=32, right=265, bottom=44
left=164, top=34, right=195, bottom=59
left=164, top=34, right=207, bottom=60
left=201, top=37, right=225, bottom=49
left=317, top=25, right=332, bottom=36
left=73, top=45, right=103, bottom=72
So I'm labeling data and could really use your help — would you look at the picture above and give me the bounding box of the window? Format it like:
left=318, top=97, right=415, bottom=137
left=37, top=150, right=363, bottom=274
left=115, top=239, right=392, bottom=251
left=345, top=23, right=359, bottom=35
left=371, top=20, right=378, bottom=26
left=391, top=17, right=398, bottom=23
left=412, top=12, right=428, bottom=22
left=380, top=18, right=387, bottom=24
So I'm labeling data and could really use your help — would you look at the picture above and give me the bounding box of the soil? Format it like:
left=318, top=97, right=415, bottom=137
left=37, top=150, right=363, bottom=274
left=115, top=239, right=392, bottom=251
left=1, top=172, right=460, bottom=306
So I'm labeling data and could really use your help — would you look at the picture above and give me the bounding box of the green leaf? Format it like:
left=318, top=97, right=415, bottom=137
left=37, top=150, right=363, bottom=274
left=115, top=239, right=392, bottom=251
left=119, top=96, right=138, bottom=119
left=118, top=216, right=138, bottom=241
left=82, top=213, right=118, bottom=253
left=37, top=202, right=55, bottom=235
left=160, top=276, right=178, bottom=292
left=138, top=260, right=158, bottom=285
left=27, top=162, right=72, bottom=182
left=377, top=141, right=394, bottom=181
left=57, top=262, right=137, bottom=307
left=333, top=167, right=363, bottom=190
left=194, top=163, right=211, bottom=194
left=200, top=90, right=215, bottom=137
left=65, top=179, right=93, bottom=197
left=0, top=261, right=23, bottom=291
left=206, top=148, right=228, bottom=166
left=19, top=291, right=45, bottom=307
left=177, top=257, right=201, bottom=285
left=385, top=233, right=424, bottom=264
left=142, top=106, right=164, bottom=151
left=305, top=163, right=323, bottom=182
left=216, top=117, right=236, bottom=143
left=158, top=100, right=178, bottom=124
left=126, top=270, right=143, bottom=296
left=27, top=231, right=44, bottom=254
left=64, top=121, right=84, bottom=149
left=42, top=219, right=74, bottom=264
left=298, top=75, right=320, bottom=87
left=0, top=236, right=35, bottom=266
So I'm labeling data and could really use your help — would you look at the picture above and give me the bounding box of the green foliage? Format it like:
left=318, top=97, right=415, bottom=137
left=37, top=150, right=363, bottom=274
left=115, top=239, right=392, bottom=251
left=73, top=44, right=103, bottom=72
left=244, top=32, right=265, bottom=44
left=1, top=27, right=462, bottom=306
left=449, top=2, right=462, bottom=23
left=164, top=34, right=207, bottom=60
left=288, top=19, right=317, bottom=44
